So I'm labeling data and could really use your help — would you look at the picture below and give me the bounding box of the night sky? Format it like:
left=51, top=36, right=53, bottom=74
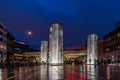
left=0, top=0, right=120, bottom=50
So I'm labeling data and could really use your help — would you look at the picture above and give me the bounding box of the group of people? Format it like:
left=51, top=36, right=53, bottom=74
left=0, top=60, right=40, bottom=68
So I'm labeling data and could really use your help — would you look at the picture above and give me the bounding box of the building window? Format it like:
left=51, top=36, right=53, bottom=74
left=0, top=38, right=3, bottom=42
left=0, top=44, right=3, bottom=49
left=3, top=45, right=6, bottom=50
left=118, top=33, right=120, bottom=37
left=118, top=45, right=120, bottom=49
left=0, top=31, right=3, bottom=35
left=106, top=48, right=110, bottom=52
left=0, top=25, right=3, bottom=29
left=109, top=37, right=111, bottom=41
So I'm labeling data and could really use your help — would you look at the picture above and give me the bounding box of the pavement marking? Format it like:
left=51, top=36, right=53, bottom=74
left=26, top=75, right=33, bottom=80
left=6, top=76, right=16, bottom=80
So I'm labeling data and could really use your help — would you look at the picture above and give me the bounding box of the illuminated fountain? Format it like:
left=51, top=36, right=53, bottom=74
left=49, top=23, right=63, bottom=65
left=41, top=41, right=48, bottom=63
left=87, top=34, right=98, bottom=65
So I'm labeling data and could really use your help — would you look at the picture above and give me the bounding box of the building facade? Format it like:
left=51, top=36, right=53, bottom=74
left=102, top=27, right=120, bottom=62
left=14, top=41, right=31, bottom=54
left=49, top=23, right=63, bottom=65
left=98, top=22, right=120, bottom=63
left=0, top=22, right=7, bottom=63
left=7, top=32, right=15, bottom=63
left=98, top=39, right=104, bottom=61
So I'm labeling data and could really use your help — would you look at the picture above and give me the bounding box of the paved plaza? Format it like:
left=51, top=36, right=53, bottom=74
left=0, top=64, right=120, bottom=80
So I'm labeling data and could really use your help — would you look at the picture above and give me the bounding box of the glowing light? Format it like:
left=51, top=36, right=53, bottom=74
left=41, top=41, right=48, bottom=63
left=16, top=40, right=27, bottom=45
left=49, top=23, right=63, bottom=65
left=27, top=31, right=32, bottom=35
left=87, top=34, right=98, bottom=65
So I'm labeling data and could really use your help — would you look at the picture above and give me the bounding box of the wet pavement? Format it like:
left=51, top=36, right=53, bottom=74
left=0, top=64, right=120, bottom=80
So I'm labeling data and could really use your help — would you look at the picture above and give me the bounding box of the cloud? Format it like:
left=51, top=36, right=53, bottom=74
left=36, top=0, right=79, bottom=15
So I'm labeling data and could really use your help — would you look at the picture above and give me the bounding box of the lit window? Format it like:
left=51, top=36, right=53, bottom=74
left=118, top=45, right=120, bottom=49
left=0, top=44, right=3, bottom=49
left=106, top=48, right=109, bottom=51
left=3, top=46, right=6, bottom=50
left=118, top=33, right=120, bottom=37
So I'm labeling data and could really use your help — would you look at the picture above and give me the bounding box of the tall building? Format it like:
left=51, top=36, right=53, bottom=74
left=0, top=22, right=7, bottom=62
left=40, top=41, right=48, bottom=63
left=49, top=23, right=63, bottom=65
left=7, top=32, right=15, bottom=63
left=87, top=34, right=98, bottom=64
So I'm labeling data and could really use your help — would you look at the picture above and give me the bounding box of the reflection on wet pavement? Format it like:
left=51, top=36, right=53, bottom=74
left=0, top=64, right=120, bottom=80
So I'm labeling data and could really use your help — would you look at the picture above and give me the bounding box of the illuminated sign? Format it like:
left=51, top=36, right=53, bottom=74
left=16, top=40, right=27, bottom=45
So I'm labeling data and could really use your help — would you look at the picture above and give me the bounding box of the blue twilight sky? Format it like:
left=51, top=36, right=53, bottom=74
left=0, top=0, right=120, bottom=50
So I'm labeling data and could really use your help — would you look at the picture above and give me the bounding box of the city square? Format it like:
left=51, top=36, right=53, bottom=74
left=0, top=0, right=120, bottom=80
left=0, top=64, right=120, bottom=80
